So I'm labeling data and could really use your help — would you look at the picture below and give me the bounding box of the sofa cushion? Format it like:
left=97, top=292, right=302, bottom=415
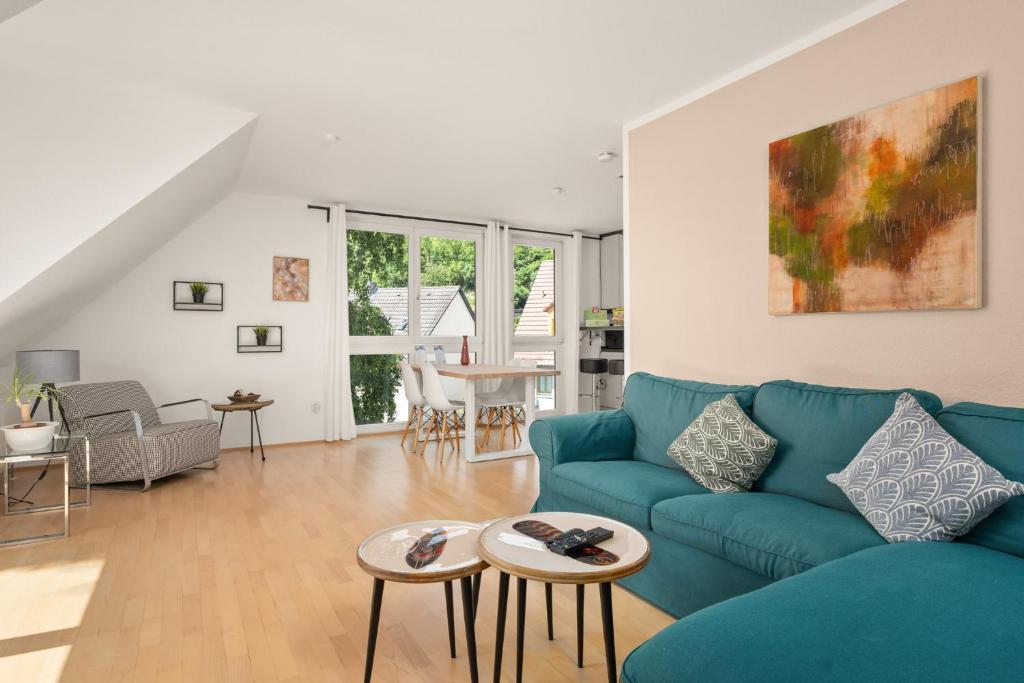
left=623, top=373, right=758, bottom=469
left=668, top=394, right=778, bottom=492
left=828, top=393, right=1024, bottom=543
left=548, top=460, right=707, bottom=529
left=621, top=542, right=1024, bottom=683
left=651, top=493, right=884, bottom=580
left=939, top=402, right=1024, bottom=558
left=752, top=380, right=942, bottom=512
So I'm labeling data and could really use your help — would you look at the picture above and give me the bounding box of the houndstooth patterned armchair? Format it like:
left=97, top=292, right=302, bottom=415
left=60, top=380, right=220, bottom=491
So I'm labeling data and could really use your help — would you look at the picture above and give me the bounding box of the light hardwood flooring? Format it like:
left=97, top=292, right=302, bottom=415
left=0, top=434, right=673, bottom=681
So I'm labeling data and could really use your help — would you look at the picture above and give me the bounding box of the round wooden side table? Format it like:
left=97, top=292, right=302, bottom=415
left=210, top=400, right=273, bottom=460
left=477, top=512, right=650, bottom=683
left=357, top=520, right=488, bottom=683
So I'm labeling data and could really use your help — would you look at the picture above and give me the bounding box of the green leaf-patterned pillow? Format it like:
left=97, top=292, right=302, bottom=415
left=667, top=394, right=778, bottom=493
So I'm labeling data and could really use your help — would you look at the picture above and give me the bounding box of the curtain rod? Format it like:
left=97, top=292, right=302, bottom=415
left=308, top=204, right=603, bottom=240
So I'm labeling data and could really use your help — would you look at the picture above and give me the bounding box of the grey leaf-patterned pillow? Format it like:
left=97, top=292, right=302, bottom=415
left=827, top=392, right=1024, bottom=543
left=667, top=394, right=778, bottom=493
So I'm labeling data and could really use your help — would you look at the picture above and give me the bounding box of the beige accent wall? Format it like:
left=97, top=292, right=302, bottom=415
left=627, top=0, right=1024, bottom=406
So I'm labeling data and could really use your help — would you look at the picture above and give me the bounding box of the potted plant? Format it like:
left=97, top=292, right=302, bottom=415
left=2, top=368, right=59, bottom=451
left=189, top=281, right=209, bottom=304
left=254, top=325, right=270, bottom=346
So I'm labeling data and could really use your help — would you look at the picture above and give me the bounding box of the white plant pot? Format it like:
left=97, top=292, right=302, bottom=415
left=1, top=421, right=59, bottom=451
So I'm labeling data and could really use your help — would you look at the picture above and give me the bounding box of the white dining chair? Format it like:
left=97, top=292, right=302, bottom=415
left=398, top=360, right=428, bottom=452
left=478, top=360, right=535, bottom=448
left=419, top=363, right=465, bottom=460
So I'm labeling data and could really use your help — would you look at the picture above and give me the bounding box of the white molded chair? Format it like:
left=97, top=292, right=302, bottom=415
left=419, top=363, right=464, bottom=460
left=399, top=361, right=428, bottom=451
left=478, top=360, right=535, bottom=448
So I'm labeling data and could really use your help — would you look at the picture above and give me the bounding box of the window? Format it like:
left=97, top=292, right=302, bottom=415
left=513, top=350, right=556, bottom=411
left=513, top=244, right=556, bottom=337
left=347, top=230, right=409, bottom=336
left=351, top=353, right=407, bottom=425
left=420, top=236, right=477, bottom=337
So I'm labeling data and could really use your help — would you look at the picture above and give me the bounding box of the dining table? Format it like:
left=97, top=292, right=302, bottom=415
left=411, top=363, right=560, bottom=462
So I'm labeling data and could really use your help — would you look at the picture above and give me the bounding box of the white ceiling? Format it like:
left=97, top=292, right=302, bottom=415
left=0, top=0, right=892, bottom=232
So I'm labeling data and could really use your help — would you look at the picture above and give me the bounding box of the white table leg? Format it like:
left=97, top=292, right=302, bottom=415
left=522, top=375, right=536, bottom=451
left=463, top=379, right=477, bottom=461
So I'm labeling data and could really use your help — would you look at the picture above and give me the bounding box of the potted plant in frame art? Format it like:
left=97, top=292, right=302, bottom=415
left=189, top=281, right=209, bottom=304
left=1, top=367, right=59, bottom=451
left=254, top=326, right=270, bottom=346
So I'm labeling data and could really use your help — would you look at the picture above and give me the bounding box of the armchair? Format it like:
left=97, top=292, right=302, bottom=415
left=60, top=380, right=220, bottom=491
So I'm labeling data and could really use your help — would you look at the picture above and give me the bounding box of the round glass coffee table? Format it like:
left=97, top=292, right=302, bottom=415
left=477, top=512, right=650, bottom=683
left=357, top=520, right=488, bottom=683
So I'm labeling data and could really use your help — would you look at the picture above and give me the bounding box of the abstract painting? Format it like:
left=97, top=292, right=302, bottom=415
left=272, top=256, right=309, bottom=302
left=768, top=76, right=980, bottom=314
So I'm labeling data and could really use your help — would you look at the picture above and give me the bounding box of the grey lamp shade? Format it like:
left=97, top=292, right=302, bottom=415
left=15, top=349, right=80, bottom=383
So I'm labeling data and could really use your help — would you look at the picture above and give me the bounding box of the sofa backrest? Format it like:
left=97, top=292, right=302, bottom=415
left=752, top=380, right=943, bottom=512
left=937, top=402, right=1024, bottom=558
left=60, top=380, right=161, bottom=436
left=622, top=372, right=758, bottom=469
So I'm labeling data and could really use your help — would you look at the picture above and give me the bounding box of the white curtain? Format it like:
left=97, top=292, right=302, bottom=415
left=562, top=231, right=583, bottom=414
left=324, top=203, right=357, bottom=441
left=481, top=221, right=513, bottom=367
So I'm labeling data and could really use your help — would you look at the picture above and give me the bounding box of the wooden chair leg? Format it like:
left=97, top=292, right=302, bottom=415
left=418, top=412, right=434, bottom=455
left=412, top=407, right=424, bottom=453
left=436, top=414, right=446, bottom=458
left=499, top=407, right=508, bottom=445
left=453, top=411, right=461, bottom=455
left=401, top=405, right=414, bottom=446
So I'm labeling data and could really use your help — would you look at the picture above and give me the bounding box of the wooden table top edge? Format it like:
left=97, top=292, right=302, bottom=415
left=476, top=542, right=650, bottom=584
left=411, top=363, right=561, bottom=380
left=356, top=554, right=489, bottom=584
left=211, top=400, right=275, bottom=411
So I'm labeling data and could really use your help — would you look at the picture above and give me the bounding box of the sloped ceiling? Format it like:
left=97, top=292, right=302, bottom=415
left=0, top=67, right=257, bottom=359
left=0, top=0, right=898, bottom=232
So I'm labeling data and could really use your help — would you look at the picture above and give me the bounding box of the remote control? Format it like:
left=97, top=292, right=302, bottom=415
left=545, top=526, right=615, bottom=556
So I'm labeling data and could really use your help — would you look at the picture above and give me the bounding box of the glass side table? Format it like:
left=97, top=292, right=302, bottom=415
left=0, top=433, right=89, bottom=548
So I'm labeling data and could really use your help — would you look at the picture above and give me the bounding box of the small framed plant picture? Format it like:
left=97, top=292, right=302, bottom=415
left=273, top=256, right=309, bottom=302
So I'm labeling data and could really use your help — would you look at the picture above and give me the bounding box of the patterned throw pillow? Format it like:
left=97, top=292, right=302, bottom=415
left=827, top=393, right=1024, bottom=543
left=667, top=394, right=778, bottom=493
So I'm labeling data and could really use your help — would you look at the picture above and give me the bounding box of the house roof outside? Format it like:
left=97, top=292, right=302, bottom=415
left=515, top=260, right=555, bottom=337
left=367, top=285, right=473, bottom=336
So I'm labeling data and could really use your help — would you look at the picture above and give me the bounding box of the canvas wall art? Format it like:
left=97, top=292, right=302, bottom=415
left=273, top=256, right=309, bottom=302
left=768, top=76, right=980, bottom=314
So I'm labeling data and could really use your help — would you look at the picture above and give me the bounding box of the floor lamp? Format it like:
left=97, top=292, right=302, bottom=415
left=14, top=349, right=80, bottom=429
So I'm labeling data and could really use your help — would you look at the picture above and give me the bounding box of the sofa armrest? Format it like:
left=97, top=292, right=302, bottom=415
left=530, top=409, right=636, bottom=484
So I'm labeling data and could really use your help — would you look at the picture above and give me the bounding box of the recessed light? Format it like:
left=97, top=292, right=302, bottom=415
left=324, top=133, right=341, bottom=142
left=596, top=151, right=617, bottom=163
left=551, top=186, right=565, bottom=195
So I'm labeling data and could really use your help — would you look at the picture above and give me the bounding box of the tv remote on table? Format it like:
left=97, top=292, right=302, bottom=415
left=545, top=527, right=615, bottom=556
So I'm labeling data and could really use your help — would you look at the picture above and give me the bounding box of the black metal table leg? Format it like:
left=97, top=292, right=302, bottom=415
left=253, top=409, right=266, bottom=461
left=576, top=584, right=585, bottom=668
left=472, top=571, right=482, bottom=622
left=219, top=411, right=226, bottom=435
left=545, top=583, right=554, bottom=640
left=516, top=577, right=527, bottom=683
left=493, top=572, right=510, bottom=683
left=460, top=576, right=479, bottom=683
left=364, top=578, right=385, bottom=683
left=444, top=580, right=457, bottom=658
left=249, top=411, right=254, bottom=452
left=599, top=581, right=616, bottom=683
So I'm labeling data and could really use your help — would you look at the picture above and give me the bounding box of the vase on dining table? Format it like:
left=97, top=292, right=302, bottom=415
left=460, top=335, right=470, bottom=365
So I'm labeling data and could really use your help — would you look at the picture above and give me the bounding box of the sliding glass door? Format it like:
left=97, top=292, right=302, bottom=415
left=347, top=219, right=482, bottom=430
left=511, top=235, right=563, bottom=412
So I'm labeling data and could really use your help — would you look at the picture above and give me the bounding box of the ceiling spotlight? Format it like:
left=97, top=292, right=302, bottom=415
left=596, top=151, right=617, bottom=163
left=551, top=186, right=565, bottom=196
left=323, top=133, right=341, bottom=142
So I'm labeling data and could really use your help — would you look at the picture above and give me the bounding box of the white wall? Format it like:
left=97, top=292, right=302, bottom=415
left=26, top=192, right=329, bottom=448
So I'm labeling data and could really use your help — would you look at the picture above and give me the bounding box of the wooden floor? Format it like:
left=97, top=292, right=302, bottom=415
left=0, top=434, right=673, bottom=681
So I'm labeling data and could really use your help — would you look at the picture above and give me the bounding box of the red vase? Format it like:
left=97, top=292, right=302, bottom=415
left=460, top=335, right=470, bottom=365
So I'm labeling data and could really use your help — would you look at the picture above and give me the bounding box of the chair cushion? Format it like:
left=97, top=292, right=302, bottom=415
left=651, top=493, right=884, bottom=580
left=752, top=380, right=942, bottom=512
left=548, top=460, right=707, bottom=529
left=622, top=373, right=758, bottom=469
left=622, top=543, right=1024, bottom=683
left=82, top=419, right=219, bottom=485
left=939, top=402, right=1024, bottom=558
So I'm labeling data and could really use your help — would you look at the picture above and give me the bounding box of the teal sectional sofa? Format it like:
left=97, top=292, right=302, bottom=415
left=529, top=373, right=1024, bottom=681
